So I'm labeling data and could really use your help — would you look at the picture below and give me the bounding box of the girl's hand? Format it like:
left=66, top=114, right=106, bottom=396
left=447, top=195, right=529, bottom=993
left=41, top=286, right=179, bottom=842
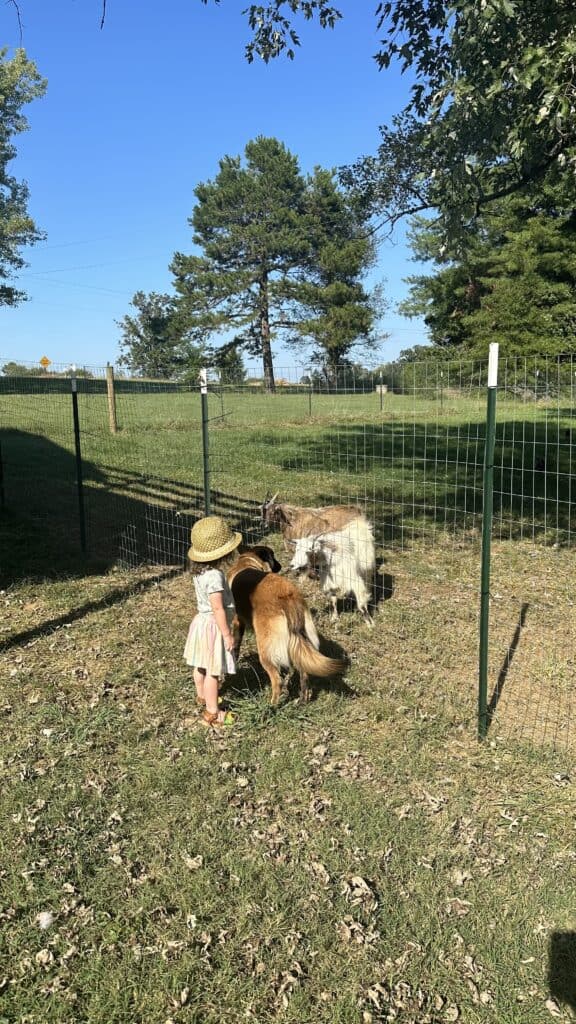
left=209, top=591, right=235, bottom=652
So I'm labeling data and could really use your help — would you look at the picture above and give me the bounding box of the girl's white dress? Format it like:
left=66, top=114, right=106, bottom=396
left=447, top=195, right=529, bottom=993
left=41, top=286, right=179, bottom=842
left=183, top=568, right=236, bottom=677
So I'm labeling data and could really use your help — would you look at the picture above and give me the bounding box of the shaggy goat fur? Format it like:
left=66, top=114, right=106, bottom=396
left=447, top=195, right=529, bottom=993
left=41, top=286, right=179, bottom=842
left=289, top=521, right=375, bottom=625
left=262, top=496, right=376, bottom=621
left=262, top=497, right=365, bottom=542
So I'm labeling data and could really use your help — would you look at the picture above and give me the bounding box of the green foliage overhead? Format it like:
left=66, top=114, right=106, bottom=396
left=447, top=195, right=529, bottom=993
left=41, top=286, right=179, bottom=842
left=198, top=0, right=342, bottom=63
left=348, top=1, right=576, bottom=240
left=401, top=186, right=576, bottom=358
left=0, top=48, right=47, bottom=306
left=201, top=2, right=576, bottom=244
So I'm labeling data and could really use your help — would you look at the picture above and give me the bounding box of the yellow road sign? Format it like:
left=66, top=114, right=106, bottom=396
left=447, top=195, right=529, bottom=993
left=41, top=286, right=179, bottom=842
left=39, top=356, right=51, bottom=368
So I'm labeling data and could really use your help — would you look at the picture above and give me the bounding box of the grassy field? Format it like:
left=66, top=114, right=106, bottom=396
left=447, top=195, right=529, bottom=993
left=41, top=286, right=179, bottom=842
left=1, top=383, right=576, bottom=1021
left=1, top=385, right=574, bottom=564
left=1, top=543, right=576, bottom=1023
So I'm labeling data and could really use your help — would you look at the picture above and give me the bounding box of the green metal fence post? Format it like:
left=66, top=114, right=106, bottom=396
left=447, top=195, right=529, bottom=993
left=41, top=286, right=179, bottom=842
left=478, top=342, right=499, bottom=739
left=0, top=437, right=5, bottom=507
left=71, top=371, right=87, bottom=554
left=200, top=368, right=211, bottom=516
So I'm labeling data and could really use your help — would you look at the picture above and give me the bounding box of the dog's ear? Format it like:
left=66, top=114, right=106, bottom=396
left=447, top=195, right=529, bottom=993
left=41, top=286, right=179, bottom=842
left=259, top=545, right=282, bottom=573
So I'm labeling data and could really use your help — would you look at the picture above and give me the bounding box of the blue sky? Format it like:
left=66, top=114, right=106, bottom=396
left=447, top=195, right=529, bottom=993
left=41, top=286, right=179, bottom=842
left=1, top=0, right=429, bottom=374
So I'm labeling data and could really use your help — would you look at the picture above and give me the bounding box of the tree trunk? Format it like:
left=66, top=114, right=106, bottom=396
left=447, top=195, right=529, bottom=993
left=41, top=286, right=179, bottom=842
left=326, top=360, right=338, bottom=391
left=259, top=273, right=276, bottom=393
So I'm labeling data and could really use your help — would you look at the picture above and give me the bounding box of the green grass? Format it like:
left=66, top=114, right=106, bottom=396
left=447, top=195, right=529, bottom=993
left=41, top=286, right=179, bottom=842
left=0, top=386, right=574, bottom=584
left=1, top=551, right=576, bottom=1023
left=1, top=385, right=575, bottom=1020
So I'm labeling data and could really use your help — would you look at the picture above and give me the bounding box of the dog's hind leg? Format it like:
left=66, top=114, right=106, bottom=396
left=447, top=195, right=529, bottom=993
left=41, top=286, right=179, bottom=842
left=299, top=671, right=311, bottom=704
left=259, top=656, right=284, bottom=705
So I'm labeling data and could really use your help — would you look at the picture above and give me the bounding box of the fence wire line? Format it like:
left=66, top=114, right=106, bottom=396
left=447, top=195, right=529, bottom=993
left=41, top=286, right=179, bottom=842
left=1, top=355, right=574, bottom=751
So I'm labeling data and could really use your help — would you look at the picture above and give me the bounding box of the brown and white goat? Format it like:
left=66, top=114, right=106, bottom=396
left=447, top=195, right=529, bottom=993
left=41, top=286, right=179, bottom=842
left=261, top=495, right=365, bottom=542
left=261, top=495, right=376, bottom=622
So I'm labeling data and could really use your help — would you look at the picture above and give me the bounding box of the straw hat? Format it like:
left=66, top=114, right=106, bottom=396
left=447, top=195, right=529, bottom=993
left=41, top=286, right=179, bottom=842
left=188, top=516, right=242, bottom=562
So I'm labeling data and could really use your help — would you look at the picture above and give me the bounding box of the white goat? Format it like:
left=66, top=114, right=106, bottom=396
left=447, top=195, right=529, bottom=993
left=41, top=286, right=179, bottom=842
left=289, top=519, right=375, bottom=626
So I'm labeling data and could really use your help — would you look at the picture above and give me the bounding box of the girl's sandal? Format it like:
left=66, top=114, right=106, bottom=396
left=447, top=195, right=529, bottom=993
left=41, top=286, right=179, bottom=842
left=201, top=709, right=235, bottom=729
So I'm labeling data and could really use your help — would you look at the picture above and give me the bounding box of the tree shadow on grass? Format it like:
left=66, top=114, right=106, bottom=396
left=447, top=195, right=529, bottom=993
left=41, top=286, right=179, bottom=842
left=0, top=569, right=179, bottom=652
left=0, top=429, right=263, bottom=587
left=6, top=408, right=574, bottom=591
left=549, top=931, right=576, bottom=1013
left=272, top=418, right=575, bottom=545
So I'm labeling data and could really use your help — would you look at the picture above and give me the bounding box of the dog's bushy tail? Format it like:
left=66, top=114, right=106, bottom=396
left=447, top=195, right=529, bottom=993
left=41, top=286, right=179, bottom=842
left=287, top=633, right=346, bottom=679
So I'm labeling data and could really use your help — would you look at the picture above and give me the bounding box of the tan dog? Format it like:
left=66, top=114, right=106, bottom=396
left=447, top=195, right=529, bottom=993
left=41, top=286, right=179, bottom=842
left=229, top=547, right=346, bottom=704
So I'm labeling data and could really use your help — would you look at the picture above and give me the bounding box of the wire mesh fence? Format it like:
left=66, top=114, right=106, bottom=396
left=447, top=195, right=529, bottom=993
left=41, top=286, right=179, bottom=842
left=1, top=355, right=574, bottom=751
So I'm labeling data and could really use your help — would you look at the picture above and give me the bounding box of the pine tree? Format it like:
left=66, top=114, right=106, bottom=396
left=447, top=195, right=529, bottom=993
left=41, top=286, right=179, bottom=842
left=171, top=139, right=381, bottom=389
left=171, top=136, right=309, bottom=392
left=289, top=168, right=382, bottom=381
left=401, top=187, right=576, bottom=358
left=117, top=292, right=196, bottom=378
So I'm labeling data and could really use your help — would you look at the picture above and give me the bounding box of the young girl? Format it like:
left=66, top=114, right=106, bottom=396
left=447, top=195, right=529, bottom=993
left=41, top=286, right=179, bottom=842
left=183, top=515, right=242, bottom=728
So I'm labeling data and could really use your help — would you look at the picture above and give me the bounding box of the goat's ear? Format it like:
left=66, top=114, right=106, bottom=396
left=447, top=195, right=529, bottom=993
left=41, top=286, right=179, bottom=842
left=260, top=492, right=272, bottom=518
left=260, top=492, right=278, bottom=515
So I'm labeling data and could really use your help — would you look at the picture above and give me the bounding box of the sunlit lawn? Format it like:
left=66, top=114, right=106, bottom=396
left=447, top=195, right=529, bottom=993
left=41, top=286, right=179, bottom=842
left=1, top=383, right=575, bottom=1021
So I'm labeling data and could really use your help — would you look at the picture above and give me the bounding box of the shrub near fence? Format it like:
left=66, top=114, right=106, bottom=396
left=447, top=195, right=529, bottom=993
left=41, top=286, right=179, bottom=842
left=1, top=354, right=575, bottom=749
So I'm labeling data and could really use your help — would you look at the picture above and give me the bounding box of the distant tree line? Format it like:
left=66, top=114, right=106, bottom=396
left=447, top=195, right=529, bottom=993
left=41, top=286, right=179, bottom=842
left=1, top=362, right=94, bottom=377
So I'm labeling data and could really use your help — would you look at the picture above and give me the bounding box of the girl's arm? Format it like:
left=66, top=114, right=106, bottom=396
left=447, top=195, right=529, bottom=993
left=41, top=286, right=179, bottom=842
left=209, top=591, right=235, bottom=651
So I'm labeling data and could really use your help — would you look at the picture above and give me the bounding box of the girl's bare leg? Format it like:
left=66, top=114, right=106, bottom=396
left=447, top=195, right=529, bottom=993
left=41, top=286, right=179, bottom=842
left=193, top=667, right=206, bottom=704
left=203, top=673, right=220, bottom=715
